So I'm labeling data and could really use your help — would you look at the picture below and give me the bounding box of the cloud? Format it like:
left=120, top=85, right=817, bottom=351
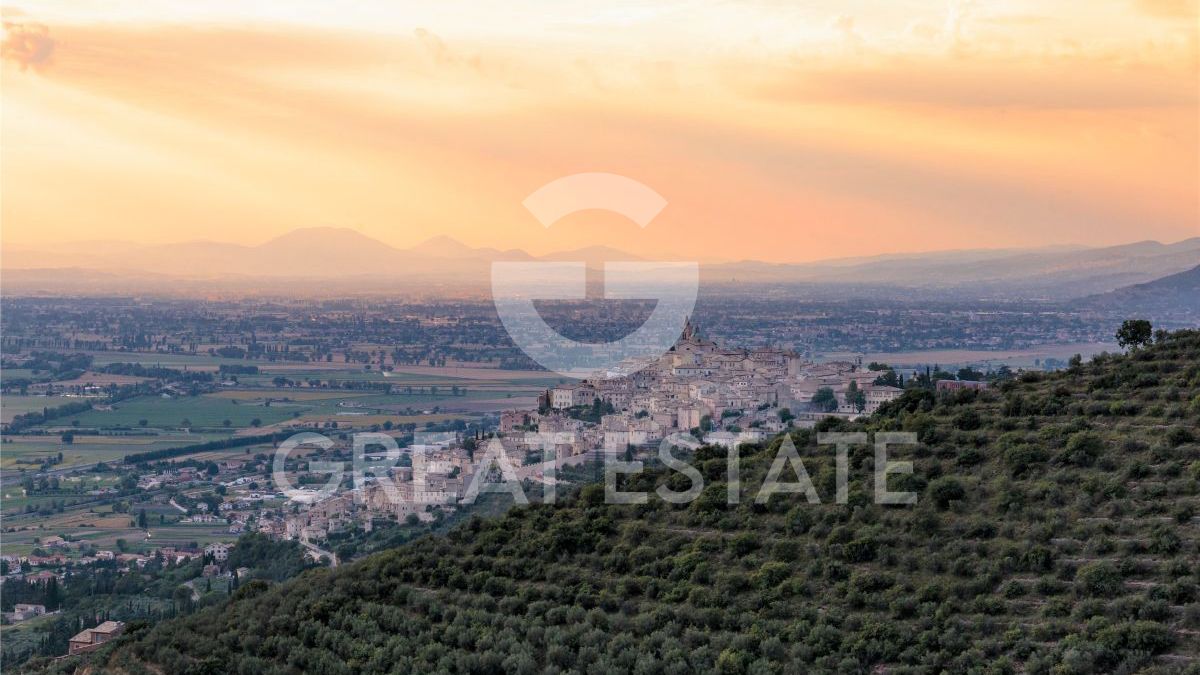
left=2, top=19, right=55, bottom=71
left=2, top=17, right=1195, bottom=259
left=748, top=56, right=1198, bottom=110
left=827, top=14, right=862, bottom=48
left=414, top=27, right=482, bottom=71
left=944, top=0, right=978, bottom=43
left=1132, top=0, right=1199, bottom=18
left=906, top=21, right=941, bottom=41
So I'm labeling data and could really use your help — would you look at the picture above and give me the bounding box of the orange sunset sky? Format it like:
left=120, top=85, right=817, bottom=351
left=1, top=0, right=1197, bottom=263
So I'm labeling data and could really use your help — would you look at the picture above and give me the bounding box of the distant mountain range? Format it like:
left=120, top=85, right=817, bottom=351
left=1078, top=264, right=1200, bottom=317
left=3, top=227, right=1197, bottom=299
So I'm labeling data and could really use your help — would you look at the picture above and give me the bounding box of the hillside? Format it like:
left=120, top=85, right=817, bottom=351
left=1080, top=266, right=1200, bottom=321
left=51, top=332, right=1200, bottom=674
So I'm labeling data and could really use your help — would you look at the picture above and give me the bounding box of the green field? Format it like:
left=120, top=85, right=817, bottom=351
left=1, top=475, right=124, bottom=516
left=1, top=433, right=225, bottom=470
left=0, top=511, right=241, bottom=554
left=4, top=359, right=548, bottom=472
left=0, top=394, right=60, bottom=423
left=1, top=368, right=38, bottom=380
left=86, top=352, right=248, bottom=370
left=58, top=395, right=297, bottom=430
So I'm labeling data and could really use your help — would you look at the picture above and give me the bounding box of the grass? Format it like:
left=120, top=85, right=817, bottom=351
left=207, top=389, right=368, bottom=402
left=1, top=434, right=225, bottom=470
left=55, top=395, right=296, bottom=430
left=86, top=352, right=247, bottom=370
left=0, top=514, right=241, bottom=555
left=0, top=394, right=58, bottom=423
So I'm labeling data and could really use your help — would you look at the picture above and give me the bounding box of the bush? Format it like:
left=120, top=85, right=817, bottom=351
left=1095, top=621, right=1174, bottom=655
left=1075, top=562, right=1121, bottom=597
left=927, top=478, right=966, bottom=510
left=1165, top=426, right=1195, bottom=447
left=1058, top=431, right=1105, bottom=466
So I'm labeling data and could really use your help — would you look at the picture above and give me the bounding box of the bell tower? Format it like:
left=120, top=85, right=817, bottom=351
left=681, top=315, right=695, bottom=341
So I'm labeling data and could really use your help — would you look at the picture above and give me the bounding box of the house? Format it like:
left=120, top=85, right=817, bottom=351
left=549, top=383, right=597, bottom=409
left=936, top=379, right=989, bottom=393
left=68, top=621, right=125, bottom=655
left=4, top=603, right=46, bottom=622
left=205, top=543, right=230, bottom=562
left=500, top=410, right=538, bottom=432
left=26, top=570, right=60, bottom=584
left=864, top=385, right=904, bottom=413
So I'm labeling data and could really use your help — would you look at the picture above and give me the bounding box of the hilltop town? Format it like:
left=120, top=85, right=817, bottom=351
left=277, top=318, right=925, bottom=546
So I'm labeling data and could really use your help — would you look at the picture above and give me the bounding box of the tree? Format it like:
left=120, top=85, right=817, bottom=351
left=873, top=369, right=899, bottom=387
left=847, top=381, right=866, bottom=413
left=173, top=585, right=194, bottom=614
left=137, top=509, right=148, bottom=528
left=1115, top=319, right=1153, bottom=350
left=812, top=387, right=838, bottom=413
left=956, top=367, right=983, bottom=381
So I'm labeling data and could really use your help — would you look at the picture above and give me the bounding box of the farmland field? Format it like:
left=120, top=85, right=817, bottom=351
left=1, top=433, right=226, bottom=470
left=207, top=389, right=362, bottom=401
left=0, top=503, right=241, bottom=554
left=1, top=368, right=37, bottom=380
left=1, top=394, right=61, bottom=423
left=57, top=395, right=297, bottom=430
left=86, top=352, right=246, bottom=370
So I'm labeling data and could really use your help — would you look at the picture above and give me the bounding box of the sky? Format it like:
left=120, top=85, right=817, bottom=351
left=1, top=0, right=1197, bottom=263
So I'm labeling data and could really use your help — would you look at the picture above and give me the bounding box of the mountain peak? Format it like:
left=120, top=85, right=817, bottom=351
left=259, top=227, right=386, bottom=249
left=409, top=235, right=476, bottom=257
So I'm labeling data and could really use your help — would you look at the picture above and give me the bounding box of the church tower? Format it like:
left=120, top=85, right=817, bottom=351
left=681, top=315, right=696, bottom=341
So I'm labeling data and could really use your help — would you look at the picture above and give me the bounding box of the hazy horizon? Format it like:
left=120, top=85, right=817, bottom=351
left=2, top=225, right=1197, bottom=267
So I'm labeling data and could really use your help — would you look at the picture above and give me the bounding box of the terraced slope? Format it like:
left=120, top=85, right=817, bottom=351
left=60, top=332, right=1200, bottom=674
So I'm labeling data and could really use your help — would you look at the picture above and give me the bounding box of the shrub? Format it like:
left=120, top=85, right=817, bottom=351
left=1095, top=621, right=1173, bottom=655
left=927, top=478, right=966, bottom=510
left=1165, top=427, right=1195, bottom=447
left=1058, top=431, right=1105, bottom=467
left=1075, top=562, right=1122, bottom=597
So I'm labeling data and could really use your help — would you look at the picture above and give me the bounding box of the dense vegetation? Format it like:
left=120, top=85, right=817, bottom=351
left=3, top=534, right=313, bottom=666
left=123, top=432, right=284, bottom=464
left=49, top=332, right=1200, bottom=674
